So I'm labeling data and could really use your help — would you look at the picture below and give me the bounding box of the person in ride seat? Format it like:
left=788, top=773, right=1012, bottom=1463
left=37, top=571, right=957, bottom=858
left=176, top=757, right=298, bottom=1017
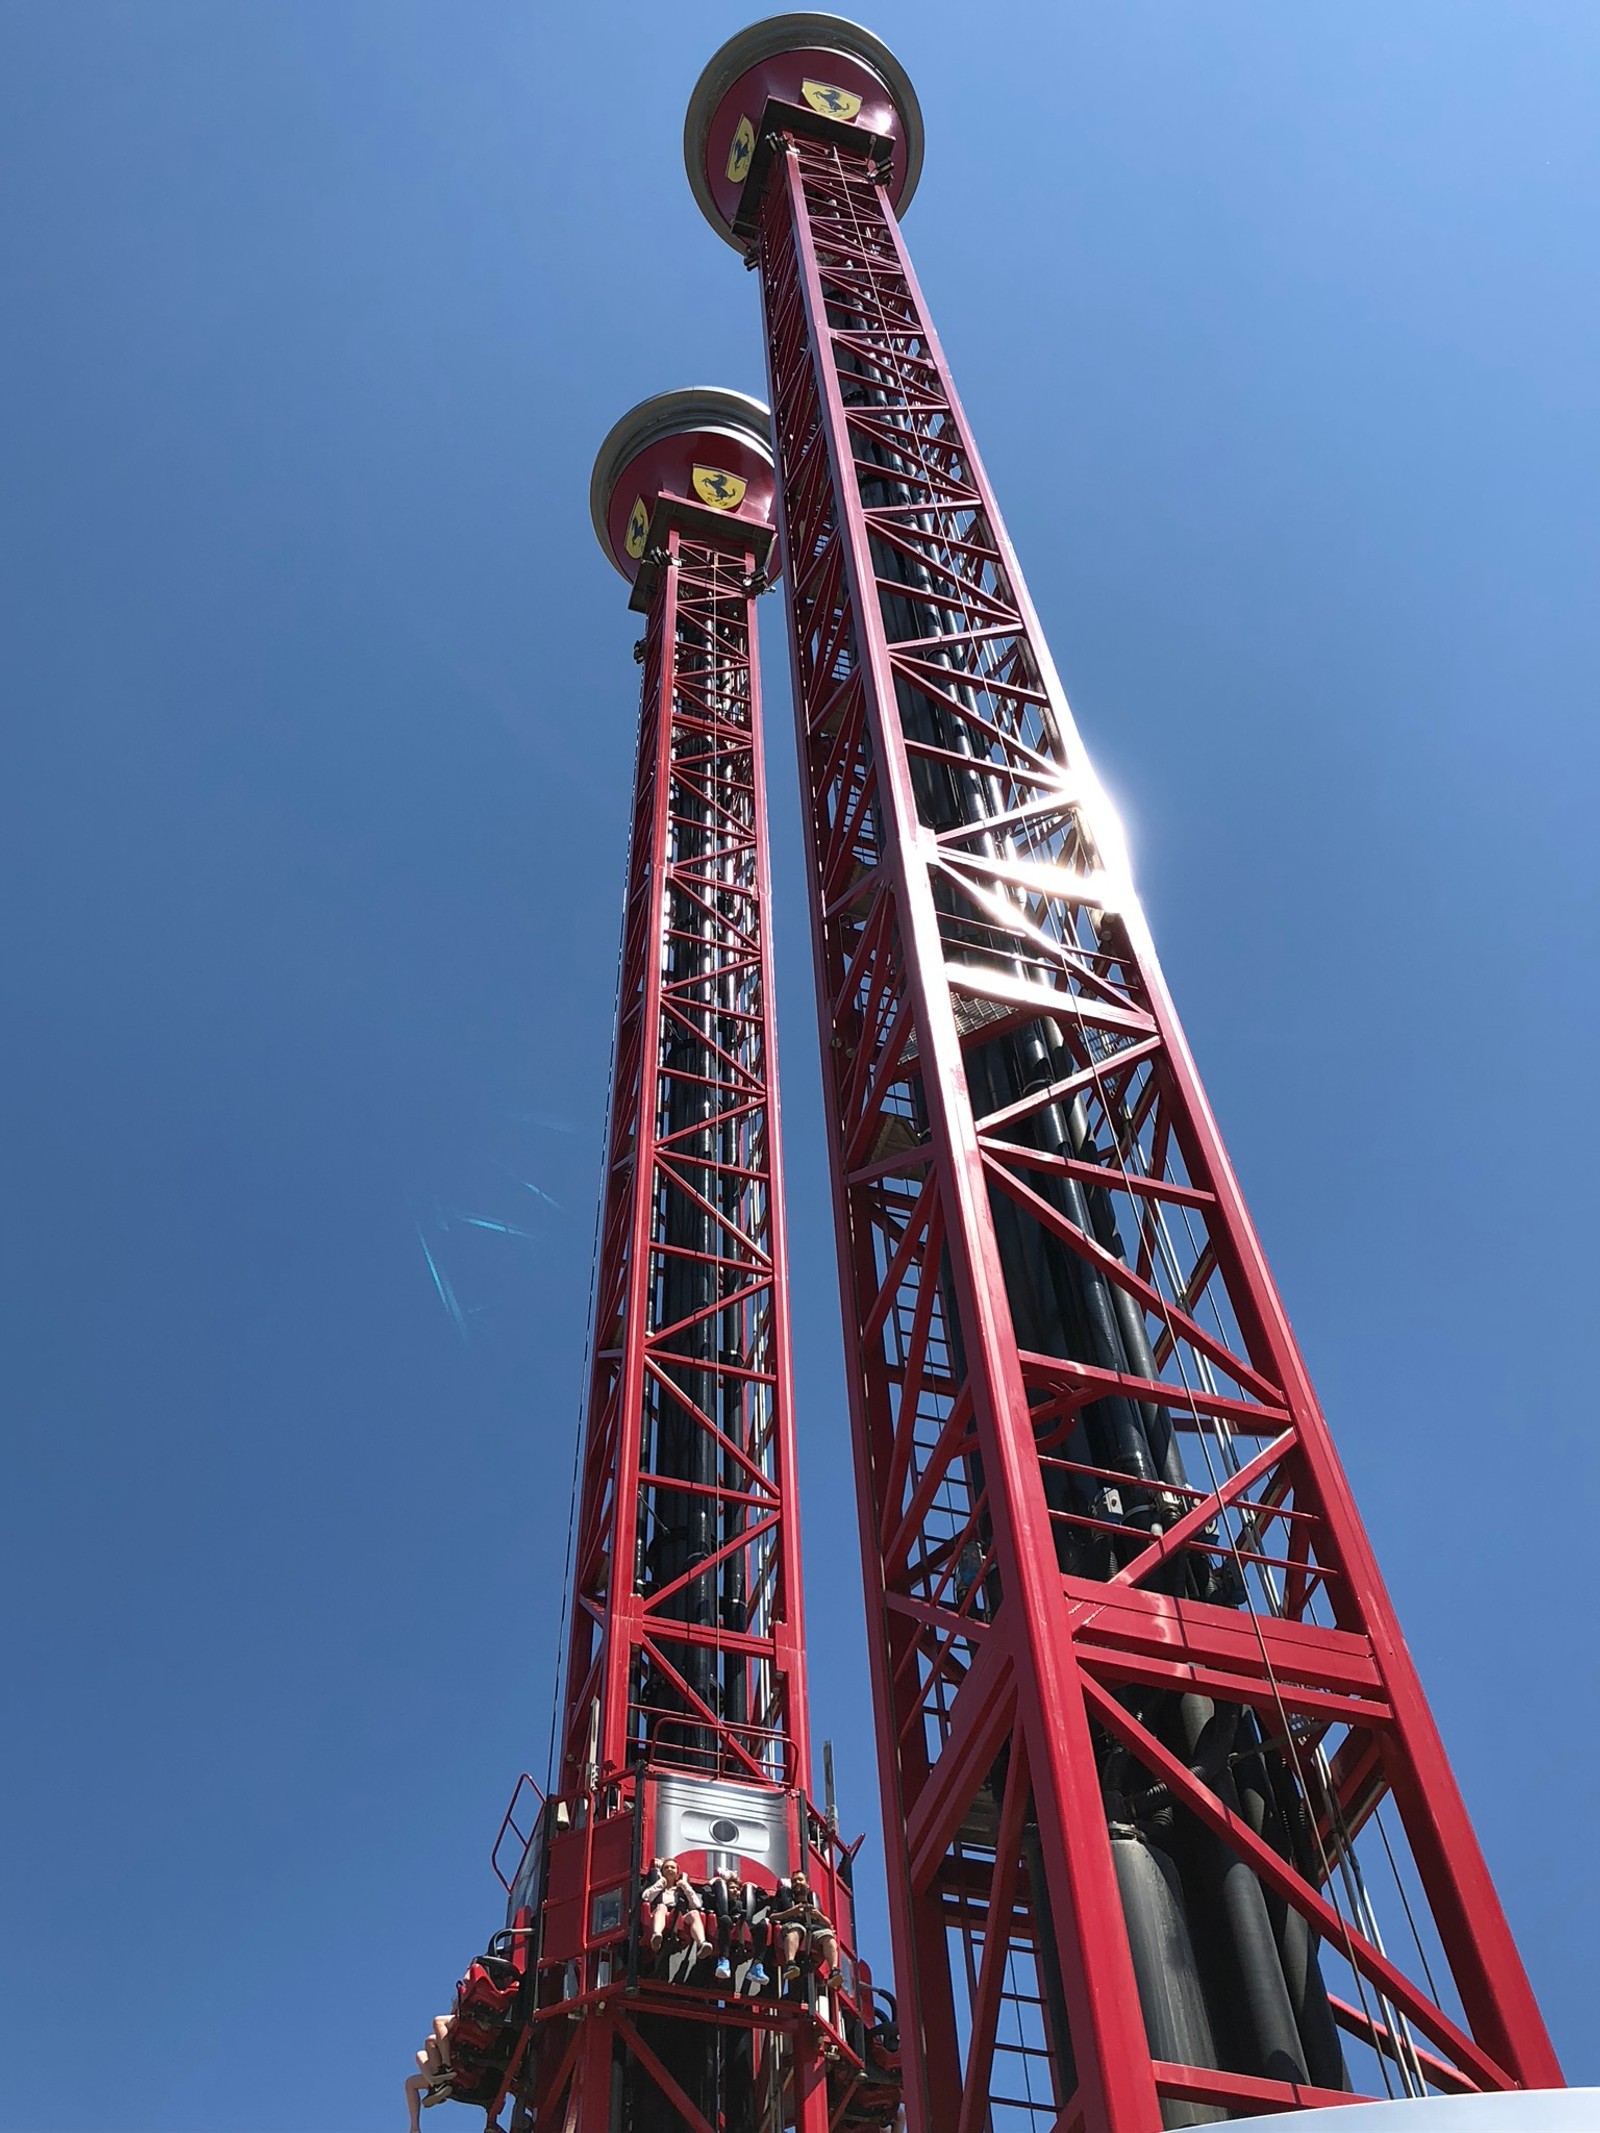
left=405, top=1945, right=523, bottom=2133
left=706, top=1868, right=770, bottom=1989
left=404, top=2015, right=455, bottom=2133
left=640, top=1856, right=709, bottom=1963
left=770, top=1868, right=838, bottom=1986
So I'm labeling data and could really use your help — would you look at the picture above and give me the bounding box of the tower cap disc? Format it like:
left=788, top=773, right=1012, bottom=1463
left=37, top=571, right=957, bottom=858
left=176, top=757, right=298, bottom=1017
left=590, top=386, right=775, bottom=577
left=685, top=13, right=923, bottom=249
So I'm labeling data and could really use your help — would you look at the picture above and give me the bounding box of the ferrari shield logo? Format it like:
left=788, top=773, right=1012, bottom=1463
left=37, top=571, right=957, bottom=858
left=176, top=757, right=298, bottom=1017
left=726, top=115, right=756, bottom=185
left=692, top=466, right=746, bottom=511
left=624, top=496, right=649, bottom=560
left=801, top=80, right=862, bottom=122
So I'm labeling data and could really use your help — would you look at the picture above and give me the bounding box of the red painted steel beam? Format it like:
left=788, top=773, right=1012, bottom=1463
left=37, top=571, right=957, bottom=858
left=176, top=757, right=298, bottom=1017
left=684, top=20, right=1561, bottom=2133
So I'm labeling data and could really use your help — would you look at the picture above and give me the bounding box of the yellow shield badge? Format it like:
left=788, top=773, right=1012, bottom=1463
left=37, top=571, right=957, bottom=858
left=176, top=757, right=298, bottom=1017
left=801, top=80, right=862, bottom=122
left=692, top=466, right=747, bottom=512
left=624, top=496, right=649, bottom=560
left=726, top=115, right=756, bottom=185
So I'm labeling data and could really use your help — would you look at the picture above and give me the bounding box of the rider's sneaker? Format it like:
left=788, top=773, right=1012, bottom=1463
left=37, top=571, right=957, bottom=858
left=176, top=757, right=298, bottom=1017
left=746, top=1962, right=769, bottom=1990
left=715, top=1957, right=732, bottom=1982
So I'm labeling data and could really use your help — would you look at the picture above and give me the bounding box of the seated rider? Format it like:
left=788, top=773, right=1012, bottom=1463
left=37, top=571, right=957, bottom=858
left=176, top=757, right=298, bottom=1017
left=706, top=1868, right=770, bottom=1989
left=640, top=1856, right=709, bottom=1962
left=404, top=1939, right=525, bottom=2133
left=769, top=1868, right=838, bottom=1985
left=405, top=2015, right=455, bottom=2133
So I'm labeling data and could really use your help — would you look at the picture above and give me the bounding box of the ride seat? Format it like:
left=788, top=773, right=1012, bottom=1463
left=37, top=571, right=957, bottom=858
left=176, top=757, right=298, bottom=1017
left=444, top=1911, right=533, bottom=2107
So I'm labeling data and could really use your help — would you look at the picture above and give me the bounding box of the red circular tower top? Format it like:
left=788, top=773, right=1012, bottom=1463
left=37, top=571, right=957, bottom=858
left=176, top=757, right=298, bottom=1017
left=684, top=13, right=924, bottom=251
left=589, top=387, right=776, bottom=585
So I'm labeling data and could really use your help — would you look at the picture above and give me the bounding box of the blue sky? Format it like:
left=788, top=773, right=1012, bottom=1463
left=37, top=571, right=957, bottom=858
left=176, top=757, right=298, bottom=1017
left=2, top=3, right=1596, bottom=2124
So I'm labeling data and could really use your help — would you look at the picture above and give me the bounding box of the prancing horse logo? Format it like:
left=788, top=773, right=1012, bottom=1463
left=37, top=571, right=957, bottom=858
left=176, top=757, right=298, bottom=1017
left=624, top=496, right=649, bottom=561
left=726, top=115, right=756, bottom=185
left=801, top=80, right=862, bottom=122
left=692, top=466, right=747, bottom=511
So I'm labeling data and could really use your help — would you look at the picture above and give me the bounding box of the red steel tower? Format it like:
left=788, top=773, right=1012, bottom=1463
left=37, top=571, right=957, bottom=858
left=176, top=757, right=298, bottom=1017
left=442, top=389, right=899, bottom=2133
left=683, top=21, right=1563, bottom=2133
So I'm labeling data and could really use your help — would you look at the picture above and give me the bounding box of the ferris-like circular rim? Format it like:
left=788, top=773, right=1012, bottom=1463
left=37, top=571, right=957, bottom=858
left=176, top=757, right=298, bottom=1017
left=589, top=386, right=775, bottom=570
left=683, top=12, right=924, bottom=250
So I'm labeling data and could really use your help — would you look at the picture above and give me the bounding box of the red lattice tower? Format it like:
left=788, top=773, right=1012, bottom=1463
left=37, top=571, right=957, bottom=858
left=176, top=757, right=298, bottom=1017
left=566, top=389, right=805, bottom=1817
left=471, top=389, right=896, bottom=2133
left=684, top=22, right=1562, bottom=2133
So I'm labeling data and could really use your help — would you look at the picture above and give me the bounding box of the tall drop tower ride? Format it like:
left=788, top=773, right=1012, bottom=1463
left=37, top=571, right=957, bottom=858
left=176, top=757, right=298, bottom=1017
left=683, top=19, right=1562, bottom=2132
left=458, top=389, right=898, bottom=2133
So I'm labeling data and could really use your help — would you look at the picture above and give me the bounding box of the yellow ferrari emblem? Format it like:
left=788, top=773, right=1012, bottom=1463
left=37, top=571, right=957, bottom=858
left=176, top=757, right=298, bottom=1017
left=624, top=496, right=649, bottom=560
left=802, top=80, right=862, bottom=122
left=692, top=466, right=746, bottom=511
left=726, top=115, right=756, bottom=185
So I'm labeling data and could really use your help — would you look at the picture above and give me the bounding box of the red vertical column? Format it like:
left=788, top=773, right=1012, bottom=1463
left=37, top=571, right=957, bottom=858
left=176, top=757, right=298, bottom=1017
left=568, top=388, right=810, bottom=1803
left=684, top=23, right=1561, bottom=2133
left=497, top=387, right=896, bottom=2133
left=465, top=389, right=893, bottom=2133
left=510, top=390, right=845, bottom=2133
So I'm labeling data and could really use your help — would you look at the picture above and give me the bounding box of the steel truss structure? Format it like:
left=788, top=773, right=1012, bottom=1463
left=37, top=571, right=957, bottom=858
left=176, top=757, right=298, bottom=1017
left=489, top=407, right=896, bottom=2133
left=697, top=87, right=1565, bottom=2133
left=560, top=517, right=807, bottom=1804
left=540, top=503, right=822, bottom=2133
